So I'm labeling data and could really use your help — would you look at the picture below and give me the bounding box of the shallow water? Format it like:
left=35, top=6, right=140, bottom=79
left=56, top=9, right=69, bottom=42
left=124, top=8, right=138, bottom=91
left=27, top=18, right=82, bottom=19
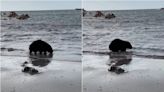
left=83, top=9, right=164, bottom=58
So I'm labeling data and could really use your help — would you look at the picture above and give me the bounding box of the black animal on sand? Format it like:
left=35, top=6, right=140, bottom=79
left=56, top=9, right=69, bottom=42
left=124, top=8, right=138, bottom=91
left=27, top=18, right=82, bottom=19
left=29, top=40, right=53, bottom=55
left=109, top=39, right=132, bottom=52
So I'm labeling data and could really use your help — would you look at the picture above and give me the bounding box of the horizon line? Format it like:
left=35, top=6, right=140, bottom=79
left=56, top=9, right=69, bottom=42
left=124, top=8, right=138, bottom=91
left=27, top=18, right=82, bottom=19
left=0, top=8, right=162, bottom=12
left=0, top=8, right=80, bottom=12
left=85, top=8, right=161, bottom=11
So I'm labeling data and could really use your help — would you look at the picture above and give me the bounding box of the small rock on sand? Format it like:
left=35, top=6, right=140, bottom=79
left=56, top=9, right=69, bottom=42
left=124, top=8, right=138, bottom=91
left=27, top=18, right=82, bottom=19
left=21, top=61, right=28, bottom=67
left=108, top=66, right=125, bottom=74
left=22, top=66, right=39, bottom=75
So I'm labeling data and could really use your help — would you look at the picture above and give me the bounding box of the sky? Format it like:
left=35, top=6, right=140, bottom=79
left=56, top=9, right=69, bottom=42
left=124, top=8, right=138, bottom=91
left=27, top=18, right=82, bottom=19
left=83, top=0, right=164, bottom=10
left=0, top=0, right=164, bottom=11
left=0, top=0, right=81, bottom=11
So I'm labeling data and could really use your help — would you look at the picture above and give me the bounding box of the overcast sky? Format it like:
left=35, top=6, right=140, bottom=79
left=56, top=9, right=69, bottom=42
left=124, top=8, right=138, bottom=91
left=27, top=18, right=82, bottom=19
left=1, top=0, right=164, bottom=11
left=0, top=0, right=81, bottom=11
left=83, top=0, right=164, bottom=10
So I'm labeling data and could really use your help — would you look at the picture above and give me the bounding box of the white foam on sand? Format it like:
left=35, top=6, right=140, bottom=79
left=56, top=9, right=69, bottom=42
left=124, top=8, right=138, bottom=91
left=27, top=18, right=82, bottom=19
left=1, top=56, right=81, bottom=92
left=83, top=54, right=164, bottom=92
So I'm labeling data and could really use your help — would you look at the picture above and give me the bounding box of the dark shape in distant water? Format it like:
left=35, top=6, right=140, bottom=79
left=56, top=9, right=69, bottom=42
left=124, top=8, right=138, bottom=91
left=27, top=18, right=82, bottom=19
left=8, top=11, right=18, bottom=18
left=75, top=8, right=83, bottom=10
left=7, top=48, right=15, bottom=52
left=109, top=39, right=132, bottom=52
left=94, top=11, right=104, bottom=17
left=16, top=14, right=30, bottom=20
left=105, top=13, right=116, bottom=19
left=83, top=9, right=87, bottom=17
left=160, top=8, right=164, bottom=10
left=29, top=40, right=53, bottom=55
left=7, top=11, right=30, bottom=20
left=75, top=8, right=87, bottom=16
left=22, top=66, right=39, bottom=75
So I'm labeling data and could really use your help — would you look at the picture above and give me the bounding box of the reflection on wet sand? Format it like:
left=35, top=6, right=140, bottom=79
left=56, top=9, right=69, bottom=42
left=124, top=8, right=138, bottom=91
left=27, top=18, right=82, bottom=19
left=29, top=54, right=53, bottom=67
left=22, top=54, right=53, bottom=75
left=108, top=52, right=132, bottom=74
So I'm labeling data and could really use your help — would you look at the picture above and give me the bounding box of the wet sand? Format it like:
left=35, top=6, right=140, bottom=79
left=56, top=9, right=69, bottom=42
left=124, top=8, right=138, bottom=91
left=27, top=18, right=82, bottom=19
left=83, top=54, right=164, bottom=92
left=1, top=56, right=81, bottom=92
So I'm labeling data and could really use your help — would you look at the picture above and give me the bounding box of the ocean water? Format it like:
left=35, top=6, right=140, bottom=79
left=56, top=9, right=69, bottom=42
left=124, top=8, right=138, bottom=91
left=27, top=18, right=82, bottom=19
left=83, top=9, right=164, bottom=59
left=1, top=10, right=82, bottom=62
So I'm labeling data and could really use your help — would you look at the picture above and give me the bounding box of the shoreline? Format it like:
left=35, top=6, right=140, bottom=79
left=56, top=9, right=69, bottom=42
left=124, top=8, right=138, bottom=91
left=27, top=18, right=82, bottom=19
left=83, top=54, right=164, bottom=92
left=1, top=56, right=81, bottom=92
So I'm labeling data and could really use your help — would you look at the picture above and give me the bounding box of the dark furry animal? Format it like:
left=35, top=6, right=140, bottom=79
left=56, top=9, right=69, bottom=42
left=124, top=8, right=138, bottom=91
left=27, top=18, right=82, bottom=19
left=29, top=40, right=53, bottom=55
left=109, top=39, right=132, bottom=52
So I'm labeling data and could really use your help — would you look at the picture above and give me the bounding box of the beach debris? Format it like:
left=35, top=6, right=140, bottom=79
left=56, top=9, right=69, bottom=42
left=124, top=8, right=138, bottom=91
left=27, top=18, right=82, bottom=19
left=16, top=14, right=30, bottom=20
left=116, top=68, right=125, bottom=74
left=8, top=12, right=18, bottom=18
left=105, top=13, right=116, bottom=19
left=29, top=40, right=53, bottom=55
left=21, top=61, right=29, bottom=67
left=22, top=66, right=39, bottom=75
left=22, top=66, right=31, bottom=72
left=109, top=39, right=132, bottom=52
left=108, top=66, right=125, bottom=74
left=108, top=66, right=117, bottom=72
left=94, top=11, right=104, bottom=17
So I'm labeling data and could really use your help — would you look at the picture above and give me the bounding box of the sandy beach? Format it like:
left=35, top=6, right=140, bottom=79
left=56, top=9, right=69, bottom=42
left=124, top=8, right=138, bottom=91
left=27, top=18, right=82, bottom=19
left=1, top=55, right=81, bottom=92
left=83, top=53, right=164, bottom=92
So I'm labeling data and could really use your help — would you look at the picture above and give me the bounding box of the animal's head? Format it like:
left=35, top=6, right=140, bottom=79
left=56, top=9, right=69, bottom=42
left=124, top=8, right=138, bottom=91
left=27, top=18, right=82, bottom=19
left=126, top=42, right=132, bottom=49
